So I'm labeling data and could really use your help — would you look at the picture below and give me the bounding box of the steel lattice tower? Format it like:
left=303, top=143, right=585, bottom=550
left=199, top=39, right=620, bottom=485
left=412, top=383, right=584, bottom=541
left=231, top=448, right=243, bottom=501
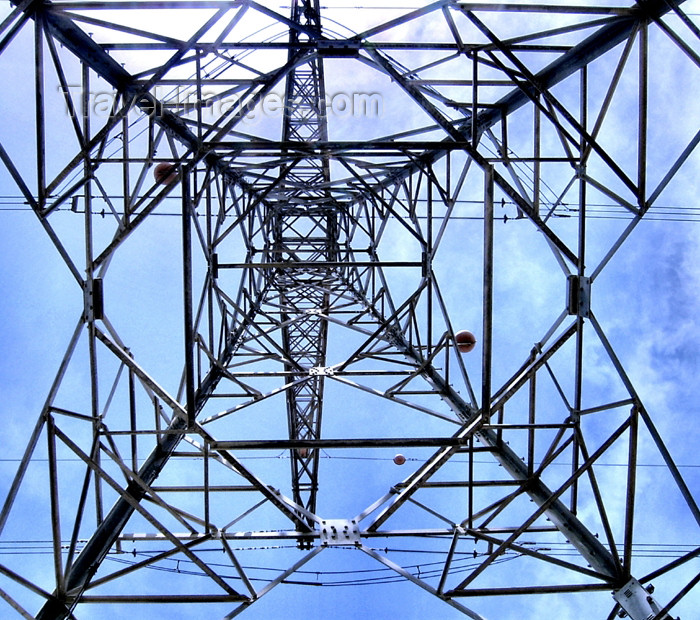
left=0, top=0, right=699, bottom=618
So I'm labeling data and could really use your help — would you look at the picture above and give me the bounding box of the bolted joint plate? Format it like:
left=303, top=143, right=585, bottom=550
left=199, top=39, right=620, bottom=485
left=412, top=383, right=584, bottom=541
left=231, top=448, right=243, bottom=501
left=319, top=519, right=361, bottom=546
left=83, top=278, right=104, bottom=321
left=310, top=366, right=335, bottom=376
left=612, top=578, right=675, bottom=620
left=567, top=275, right=591, bottom=317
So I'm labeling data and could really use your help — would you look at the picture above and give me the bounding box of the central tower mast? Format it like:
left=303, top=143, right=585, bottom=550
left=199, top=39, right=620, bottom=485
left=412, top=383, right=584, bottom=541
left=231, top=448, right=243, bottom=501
left=277, top=0, right=335, bottom=522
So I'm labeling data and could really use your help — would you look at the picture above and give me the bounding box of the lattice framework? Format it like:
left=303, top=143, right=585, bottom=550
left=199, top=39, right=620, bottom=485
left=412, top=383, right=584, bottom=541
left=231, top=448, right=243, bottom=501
left=0, top=1, right=699, bottom=618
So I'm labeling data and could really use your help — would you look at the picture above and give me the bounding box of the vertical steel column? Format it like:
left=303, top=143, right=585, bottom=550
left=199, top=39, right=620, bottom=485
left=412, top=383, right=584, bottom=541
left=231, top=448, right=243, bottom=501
left=182, top=168, right=196, bottom=428
left=572, top=66, right=588, bottom=511
left=481, top=167, right=494, bottom=424
left=34, top=13, right=45, bottom=208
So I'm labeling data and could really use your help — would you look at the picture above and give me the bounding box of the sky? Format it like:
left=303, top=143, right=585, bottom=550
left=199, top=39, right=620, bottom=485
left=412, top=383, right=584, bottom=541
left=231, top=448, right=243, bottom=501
left=1, top=1, right=700, bottom=619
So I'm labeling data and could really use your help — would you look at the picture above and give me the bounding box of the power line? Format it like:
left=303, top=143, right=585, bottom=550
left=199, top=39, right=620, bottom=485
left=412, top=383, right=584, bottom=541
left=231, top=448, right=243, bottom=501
left=1, top=541, right=695, bottom=588
left=2, top=201, right=700, bottom=222
left=2, top=453, right=700, bottom=469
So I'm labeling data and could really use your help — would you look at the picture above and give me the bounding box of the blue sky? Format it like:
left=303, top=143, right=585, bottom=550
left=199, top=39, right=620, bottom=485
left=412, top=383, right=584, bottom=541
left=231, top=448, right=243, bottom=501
left=1, top=1, right=700, bottom=619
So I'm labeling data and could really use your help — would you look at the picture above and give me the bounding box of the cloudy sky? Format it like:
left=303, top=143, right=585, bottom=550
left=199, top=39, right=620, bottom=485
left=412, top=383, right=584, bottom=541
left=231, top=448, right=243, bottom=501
left=1, top=1, right=700, bottom=619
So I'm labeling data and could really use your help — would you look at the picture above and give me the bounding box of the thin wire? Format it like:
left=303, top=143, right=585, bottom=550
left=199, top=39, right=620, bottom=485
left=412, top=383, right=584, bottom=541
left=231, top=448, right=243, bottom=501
left=2, top=454, right=700, bottom=468
left=2, top=201, right=700, bottom=222
left=1, top=541, right=693, bottom=587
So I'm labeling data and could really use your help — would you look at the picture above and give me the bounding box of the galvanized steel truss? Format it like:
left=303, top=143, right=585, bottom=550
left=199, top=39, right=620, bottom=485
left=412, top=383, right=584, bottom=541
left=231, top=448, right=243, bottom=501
left=0, top=0, right=699, bottom=618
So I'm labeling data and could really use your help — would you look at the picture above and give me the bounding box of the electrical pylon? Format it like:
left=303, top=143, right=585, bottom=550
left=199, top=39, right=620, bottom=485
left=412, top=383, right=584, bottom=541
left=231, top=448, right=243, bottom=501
left=0, top=0, right=699, bottom=618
